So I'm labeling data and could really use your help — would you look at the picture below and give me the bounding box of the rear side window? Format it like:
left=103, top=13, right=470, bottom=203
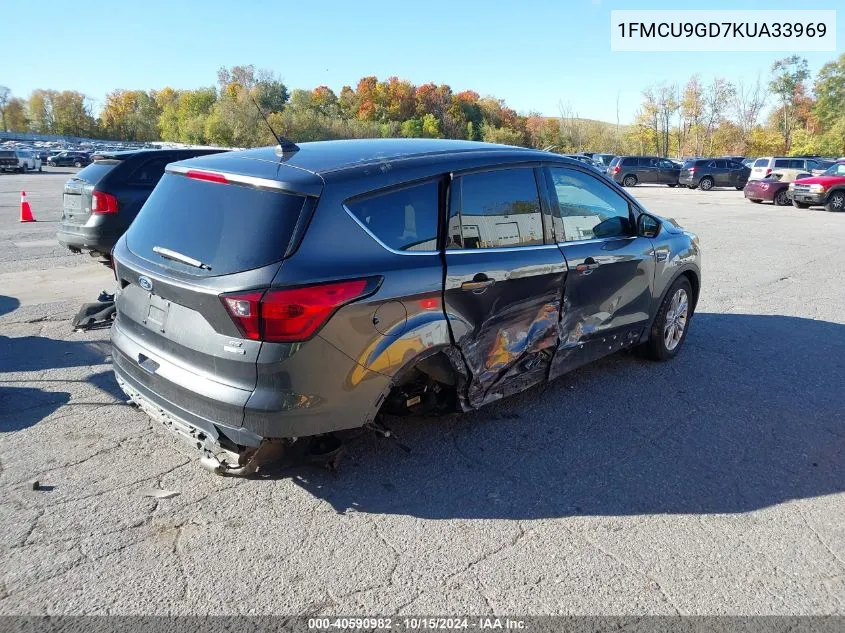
left=126, top=157, right=173, bottom=185
left=788, top=159, right=805, bottom=169
left=754, top=158, right=769, bottom=167
left=774, top=159, right=790, bottom=168
left=715, top=160, right=727, bottom=168
left=621, top=157, right=636, bottom=166
left=346, top=180, right=439, bottom=253
left=75, top=160, right=121, bottom=184
left=126, top=173, right=306, bottom=276
left=448, top=168, right=543, bottom=249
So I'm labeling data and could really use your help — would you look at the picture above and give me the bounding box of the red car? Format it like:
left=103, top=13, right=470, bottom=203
left=744, top=171, right=810, bottom=206
left=789, top=161, right=845, bottom=212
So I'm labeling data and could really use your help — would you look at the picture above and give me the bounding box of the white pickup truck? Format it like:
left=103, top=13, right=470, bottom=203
left=0, top=149, right=42, bottom=173
left=14, top=150, right=42, bottom=172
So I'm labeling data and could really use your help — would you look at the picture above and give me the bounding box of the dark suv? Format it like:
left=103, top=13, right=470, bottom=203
left=679, top=158, right=750, bottom=190
left=110, top=139, right=701, bottom=474
left=607, top=156, right=680, bottom=187
left=57, top=149, right=226, bottom=258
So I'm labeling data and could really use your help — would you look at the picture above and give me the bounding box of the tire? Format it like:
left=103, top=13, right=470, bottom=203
left=38, top=165, right=42, bottom=172
left=622, top=174, right=637, bottom=187
left=48, top=161, right=55, bottom=167
left=73, top=160, right=82, bottom=168
left=667, top=183, right=677, bottom=188
left=749, top=199, right=762, bottom=204
left=19, top=164, right=26, bottom=173
left=774, top=190, right=791, bottom=206
left=825, top=191, right=845, bottom=213
left=687, top=184, right=698, bottom=190
left=642, top=277, right=693, bottom=361
left=736, top=186, right=744, bottom=190
left=793, top=201, right=809, bottom=209
left=699, top=177, right=714, bottom=191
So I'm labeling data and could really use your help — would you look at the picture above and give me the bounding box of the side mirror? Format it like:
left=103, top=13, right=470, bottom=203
left=638, top=214, right=661, bottom=238
left=593, top=216, right=631, bottom=238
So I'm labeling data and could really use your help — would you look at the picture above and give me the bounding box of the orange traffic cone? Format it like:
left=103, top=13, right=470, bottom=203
left=20, top=191, right=35, bottom=222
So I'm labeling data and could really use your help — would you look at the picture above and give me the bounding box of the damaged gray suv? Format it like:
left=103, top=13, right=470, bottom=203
left=111, top=139, right=701, bottom=474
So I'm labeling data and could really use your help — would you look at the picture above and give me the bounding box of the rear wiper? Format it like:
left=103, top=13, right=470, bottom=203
left=152, top=246, right=212, bottom=271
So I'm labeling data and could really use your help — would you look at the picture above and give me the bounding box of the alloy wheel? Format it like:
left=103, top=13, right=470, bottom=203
left=663, top=288, right=689, bottom=351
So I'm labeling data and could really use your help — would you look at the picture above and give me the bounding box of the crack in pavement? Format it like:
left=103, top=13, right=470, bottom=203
left=566, top=526, right=682, bottom=615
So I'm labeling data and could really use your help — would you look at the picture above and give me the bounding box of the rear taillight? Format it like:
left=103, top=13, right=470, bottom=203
left=689, top=167, right=697, bottom=173
left=765, top=168, right=772, bottom=176
left=91, top=191, right=118, bottom=214
left=612, top=165, right=620, bottom=174
left=221, top=279, right=373, bottom=343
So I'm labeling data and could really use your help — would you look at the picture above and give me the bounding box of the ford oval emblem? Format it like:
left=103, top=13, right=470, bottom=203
left=138, top=276, right=153, bottom=292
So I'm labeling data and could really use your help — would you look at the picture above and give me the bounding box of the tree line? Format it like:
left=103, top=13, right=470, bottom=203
left=0, top=54, right=843, bottom=157
left=633, top=54, right=845, bottom=158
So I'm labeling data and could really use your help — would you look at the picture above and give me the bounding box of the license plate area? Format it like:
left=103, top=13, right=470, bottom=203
left=143, top=294, right=171, bottom=333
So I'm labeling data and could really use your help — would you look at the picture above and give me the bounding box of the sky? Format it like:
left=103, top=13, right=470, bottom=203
left=4, top=0, right=841, bottom=124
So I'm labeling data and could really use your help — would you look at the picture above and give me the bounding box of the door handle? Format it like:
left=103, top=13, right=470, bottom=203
left=461, top=277, right=495, bottom=292
left=575, top=257, right=600, bottom=272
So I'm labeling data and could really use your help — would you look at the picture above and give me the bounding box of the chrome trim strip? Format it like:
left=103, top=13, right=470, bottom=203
left=445, top=244, right=560, bottom=254
left=557, top=236, right=636, bottom=247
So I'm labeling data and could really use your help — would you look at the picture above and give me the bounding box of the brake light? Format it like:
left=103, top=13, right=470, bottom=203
left=221, top=279, right=372, bottom=342
left=765, top=168, right=772, bottom=176
left=689, top=167, right=697, bottom=173
left=186, top=169, right=228, bottom=184
left=613, top=165, right=620, bottom=174
left=91, top=191, right=118, bottom=214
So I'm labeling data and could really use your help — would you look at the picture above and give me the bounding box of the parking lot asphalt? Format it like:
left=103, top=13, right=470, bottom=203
left=0, top=170, right=843, bottom=615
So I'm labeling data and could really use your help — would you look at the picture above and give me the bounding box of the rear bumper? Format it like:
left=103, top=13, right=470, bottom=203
left=678, top=173, right=696, bottom=185
left=111, top=312, right=390, bottom=448
left=744, top=187, right=774, bottom=201
left=56, top=221, right=122, bottom=253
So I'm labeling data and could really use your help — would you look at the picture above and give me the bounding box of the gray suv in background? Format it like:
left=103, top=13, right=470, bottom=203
left=678, top=158, right=751, bottom=190
left=110, top=139, right=701, bottom=475
left=607, top=156, right=681, bottom=187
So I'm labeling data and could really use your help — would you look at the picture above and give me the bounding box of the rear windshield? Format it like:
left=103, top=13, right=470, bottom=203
left=75, top=160, right=122, bottom=184
left=608, top=157, right=621, bottom=167
left=753, top=158, right=769, bottom=167
left=126, top=173, right=306, bottom=277
left=681, top=160, right=698, bottom=168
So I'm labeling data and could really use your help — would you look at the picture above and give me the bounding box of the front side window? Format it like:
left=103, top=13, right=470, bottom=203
left=659, top=159, right=675, bottom=169
left=448, top=168, right=543, bottom=249
left=347, top=180, right=440, bottom=253
left=547, top=167, right=633, bottom=242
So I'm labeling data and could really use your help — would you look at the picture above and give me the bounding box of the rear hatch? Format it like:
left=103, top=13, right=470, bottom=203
left=62, top=160, right=123, bottom=225
left=0, top=150, right=17, bottom=168
left=114, top=166, right=317, bottom=427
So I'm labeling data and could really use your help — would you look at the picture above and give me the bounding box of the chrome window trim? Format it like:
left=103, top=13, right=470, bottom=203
left=557, top=235, right=637, bottom=247
left=446, top=244, right=559, bottom=255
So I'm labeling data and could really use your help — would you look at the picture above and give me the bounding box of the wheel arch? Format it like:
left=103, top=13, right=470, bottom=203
left=642, top=265, right=700, bottom=343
